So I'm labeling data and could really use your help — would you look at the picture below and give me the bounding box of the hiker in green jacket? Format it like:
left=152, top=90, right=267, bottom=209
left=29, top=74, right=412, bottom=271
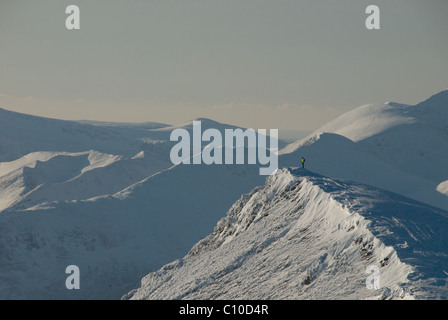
left=301, top=157, right=305, bottom=168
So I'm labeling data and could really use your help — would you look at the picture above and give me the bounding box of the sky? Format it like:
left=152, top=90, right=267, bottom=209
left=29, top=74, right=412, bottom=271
left=0, top=0, right=447, bottom=133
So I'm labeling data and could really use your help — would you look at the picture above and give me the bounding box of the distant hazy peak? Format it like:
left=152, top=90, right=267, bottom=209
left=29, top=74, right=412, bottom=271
left=411, top=89, right=448, bottom=117
left=415, top=89, right=448, bottom=106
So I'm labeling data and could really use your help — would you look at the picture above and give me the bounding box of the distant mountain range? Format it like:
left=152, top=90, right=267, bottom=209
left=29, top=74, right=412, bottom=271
left=1, top=89, right=447, bottom=299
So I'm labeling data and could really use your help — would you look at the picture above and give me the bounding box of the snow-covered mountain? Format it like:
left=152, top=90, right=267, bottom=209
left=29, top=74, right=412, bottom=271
left=0, top=109, right=276, bottom=214
left=126, top=168, right=448, bottom=300
left=279, top=90, right=448, bottom=211
left=126, top=90, right=448, bottom=300
left=0, top=109, right=270, bottom=299
left=1, top=89, right=448, bottom=300
left=0, top=163, right=266, bottom=299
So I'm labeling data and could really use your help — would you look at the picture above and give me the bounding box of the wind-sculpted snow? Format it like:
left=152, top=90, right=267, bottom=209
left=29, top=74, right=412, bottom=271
left=126, top=168, right=448, bottom=300
left=302, top=170, right=448, bottom=297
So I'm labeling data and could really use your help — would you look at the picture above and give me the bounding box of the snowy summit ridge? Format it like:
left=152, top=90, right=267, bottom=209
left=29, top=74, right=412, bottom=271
left=126, top=168, right=448, bottom=300
left=279, top=90, right=448, bottom=211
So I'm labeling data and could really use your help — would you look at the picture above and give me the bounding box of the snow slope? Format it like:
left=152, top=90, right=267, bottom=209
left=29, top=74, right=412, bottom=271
left=0, top=108, right=148, bottom=162
left=279, top=90, right=448, bottom=211
left=0, top=108, right=282, bottom=213
left=0, top=163, right=266, bottom=299
left=0, top=111, right=271, bottom=299
left=0, top=107, right=179, bottom=212
left=1, top=90, right=447, bottom=300
left=126, top=168, right=448, bottom=300
left=0, top=108, right=277, bottom=299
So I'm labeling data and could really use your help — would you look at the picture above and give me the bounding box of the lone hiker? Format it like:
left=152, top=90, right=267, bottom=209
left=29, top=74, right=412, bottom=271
left=301, top=157, right=305, bottom=168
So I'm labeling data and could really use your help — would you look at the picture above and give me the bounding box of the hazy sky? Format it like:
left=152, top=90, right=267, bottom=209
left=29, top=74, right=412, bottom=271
left=0, top=0, right=447, bottom=131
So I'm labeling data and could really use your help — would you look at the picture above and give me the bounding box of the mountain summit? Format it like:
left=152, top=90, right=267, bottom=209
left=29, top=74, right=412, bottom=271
left=279, top=90, right=448, bottom=211
left=126, top=168, right=448, bottom=300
